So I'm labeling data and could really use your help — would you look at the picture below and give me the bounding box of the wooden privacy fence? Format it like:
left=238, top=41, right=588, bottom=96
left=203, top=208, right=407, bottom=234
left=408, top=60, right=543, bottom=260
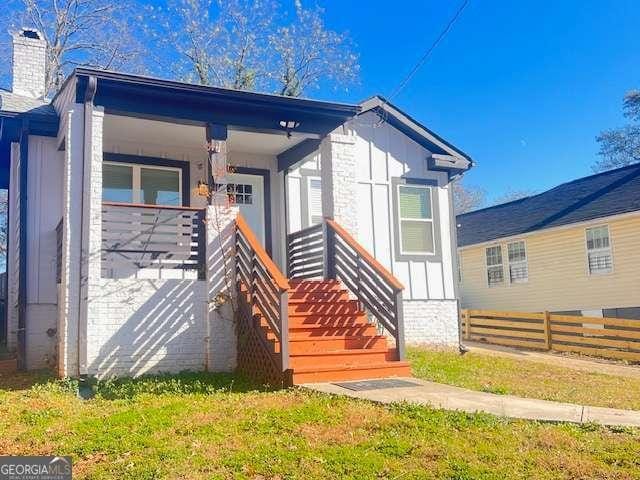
left=461, top=309, right=640, bottom=362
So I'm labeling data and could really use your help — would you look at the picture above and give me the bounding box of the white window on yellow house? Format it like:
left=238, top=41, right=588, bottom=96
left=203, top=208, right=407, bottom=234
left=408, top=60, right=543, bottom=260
left=398, top=185, right=435, bottom=255
left=586, top=225, right=613, bottom=274
left=485, top=245, right=504, bottom=287
left=507, top=240, right=528, bottom=283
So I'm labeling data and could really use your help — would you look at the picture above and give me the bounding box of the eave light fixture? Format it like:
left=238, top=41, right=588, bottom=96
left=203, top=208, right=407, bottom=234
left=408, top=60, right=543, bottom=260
left=279, top=120, right=300, bottom=138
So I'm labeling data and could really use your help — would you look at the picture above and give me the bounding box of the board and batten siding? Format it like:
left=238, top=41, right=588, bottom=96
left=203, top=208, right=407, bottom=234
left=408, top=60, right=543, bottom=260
left=459, top=213, right=640, bottom=313
left=286, top=113, right=457, bottom=302
left=350, top=112, right=455, bottom=301
left=13, top=136, right=64, bottom=369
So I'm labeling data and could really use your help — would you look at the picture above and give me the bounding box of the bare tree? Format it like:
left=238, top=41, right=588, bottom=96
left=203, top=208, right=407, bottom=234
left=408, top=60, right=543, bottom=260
left=492, top=188, right=536, bottom=206
left=453, top=180, right=486, bottom=214
left=147, top=0, right=276, bottom=90
left=270, top=1, right=359, bottom=97
left=594, top=90, right=640, bottom=172
left=2, top=0, right=146, bottom=93
left=146, top=0, right=358, bottom=97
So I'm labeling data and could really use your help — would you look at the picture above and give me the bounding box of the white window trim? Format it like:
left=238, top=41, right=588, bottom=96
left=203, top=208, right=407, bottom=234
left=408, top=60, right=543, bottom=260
left=396, top=183, right=436, bottom=256
left=585, top=224, right=614, bottom=276
left=507, top=240, right=529, bottom=284
left=306, top=176, right=323, bottom=226
left=103, top=161, right=183, bottom=206
left=485, top=244, right=505, bottom=288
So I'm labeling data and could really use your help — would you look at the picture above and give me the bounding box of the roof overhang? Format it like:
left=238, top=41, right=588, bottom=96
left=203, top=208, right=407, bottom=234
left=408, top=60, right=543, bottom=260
left=66, top=69, right=360, bottom=137
left=359, top=96, right=473, bottom=176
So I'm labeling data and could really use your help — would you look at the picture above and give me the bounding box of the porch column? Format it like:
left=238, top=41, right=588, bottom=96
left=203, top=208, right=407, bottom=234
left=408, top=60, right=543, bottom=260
left=80, top=101, right=104, bottom=377
left=319, top=131, right=358, bottom=236
left=57, top=104, right=84, bottom=377
left=205, top=202, right=238, bottom=372
left=57, top=86, right=104, bottom=377
left=206, top=123, right=228, bottom=205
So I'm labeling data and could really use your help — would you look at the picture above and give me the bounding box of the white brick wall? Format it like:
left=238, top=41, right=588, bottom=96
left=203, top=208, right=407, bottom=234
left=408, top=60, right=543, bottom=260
left=320, top=133, right=358, bottom=236
left=12, top=29, right=47, bottom=98
left=86, top=278, right=208, bottom=377
left=205, top=201, right=238, bottom=373
left=403, top=299, right=460, bottom=346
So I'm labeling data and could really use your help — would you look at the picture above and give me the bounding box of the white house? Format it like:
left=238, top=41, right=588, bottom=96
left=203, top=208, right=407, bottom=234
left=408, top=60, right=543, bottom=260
left=0, top=28, right=472, bottom=383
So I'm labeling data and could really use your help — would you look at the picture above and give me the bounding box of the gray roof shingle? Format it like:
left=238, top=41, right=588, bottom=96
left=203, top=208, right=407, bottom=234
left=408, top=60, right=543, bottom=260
left=457, top=162, right=640, bottom=247
left=0, top=88, right=56, bottom=117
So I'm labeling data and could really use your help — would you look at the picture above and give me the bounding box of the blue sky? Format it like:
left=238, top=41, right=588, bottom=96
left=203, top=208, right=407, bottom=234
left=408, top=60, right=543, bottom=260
left=314, top=0, right=640, bottom=202
left=2, top=0, right=639, bottom=202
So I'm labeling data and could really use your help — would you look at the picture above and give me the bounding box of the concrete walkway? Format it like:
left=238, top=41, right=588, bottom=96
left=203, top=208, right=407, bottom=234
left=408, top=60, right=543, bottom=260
left=465, top=341, right=640, bottom=379
left=303, top=377, right=640, bottom=427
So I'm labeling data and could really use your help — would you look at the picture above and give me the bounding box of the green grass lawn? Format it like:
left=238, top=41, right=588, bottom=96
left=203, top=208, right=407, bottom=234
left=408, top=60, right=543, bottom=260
left=1, top=371, right=639, bottom=479
left=408, top=347, right=640, bottom=410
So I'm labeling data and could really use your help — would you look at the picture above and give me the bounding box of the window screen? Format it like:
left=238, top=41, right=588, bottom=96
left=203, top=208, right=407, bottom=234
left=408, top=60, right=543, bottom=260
left=586, top=226, right=612, bottom=274
left=103, top=163, right=133, bottom=203
left=398, top=185, right=434, bottom=254
left=308, top=178, right=323, bottom=225
left=103, top=161, right=182, bottom=206
left=486, top=245, right=504, bottom=286
left=141, top=167, right=180, bottom=206
left=507, top=241, right=528, bottom=283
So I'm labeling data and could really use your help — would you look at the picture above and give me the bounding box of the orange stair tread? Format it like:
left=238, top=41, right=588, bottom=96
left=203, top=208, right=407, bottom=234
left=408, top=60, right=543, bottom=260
left=288, top=334, right=387, bottom=342
left=292, top=361, right=410, bottom=373
left=290, top=347, right=390, bottom=357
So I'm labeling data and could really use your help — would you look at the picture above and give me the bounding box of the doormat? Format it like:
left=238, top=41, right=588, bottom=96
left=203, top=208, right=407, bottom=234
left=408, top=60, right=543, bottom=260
left=333, top=379, right=421, bottom=391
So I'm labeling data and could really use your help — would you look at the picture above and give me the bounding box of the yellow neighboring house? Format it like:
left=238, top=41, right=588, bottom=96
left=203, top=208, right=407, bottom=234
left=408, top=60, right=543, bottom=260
left=456, top=163, right=640, bottom=319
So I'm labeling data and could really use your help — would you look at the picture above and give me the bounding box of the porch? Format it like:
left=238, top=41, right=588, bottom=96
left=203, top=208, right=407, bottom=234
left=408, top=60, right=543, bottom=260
left=53, top=69, right=408, bottom=381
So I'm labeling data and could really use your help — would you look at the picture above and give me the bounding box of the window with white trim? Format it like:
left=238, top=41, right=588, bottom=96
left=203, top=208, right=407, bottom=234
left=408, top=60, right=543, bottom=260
left=586, top=225, right=612, bottom=274
left=307, top=177, right=323, bottom=225
left=507, top=240, right=528, bottom=283
left=102, top=162, right=182, bottom=206
left=397, top=184, right=435, bottom=255
left=486, top=245, right=504, bottom=287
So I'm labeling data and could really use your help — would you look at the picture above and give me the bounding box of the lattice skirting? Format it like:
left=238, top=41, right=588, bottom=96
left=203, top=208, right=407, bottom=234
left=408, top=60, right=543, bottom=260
left=236, top=293, right=291, bottom=388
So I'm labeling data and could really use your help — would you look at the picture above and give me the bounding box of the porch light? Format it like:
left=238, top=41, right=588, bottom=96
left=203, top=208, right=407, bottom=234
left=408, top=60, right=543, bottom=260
left=279, top=120, right=300, bottom=138
left=197, top=179, right=210, bottom=197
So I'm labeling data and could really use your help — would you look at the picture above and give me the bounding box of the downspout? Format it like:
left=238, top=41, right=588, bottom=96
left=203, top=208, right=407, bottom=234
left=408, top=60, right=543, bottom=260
left=76, top=76, right=97, bottom=377
left=447, top=172, right=464, bottom=350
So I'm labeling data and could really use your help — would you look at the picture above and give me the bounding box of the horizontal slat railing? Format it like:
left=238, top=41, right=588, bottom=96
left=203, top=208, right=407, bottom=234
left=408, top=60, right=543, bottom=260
left=287, top=223, right=324, bottom=280
left=286, top=219, right=406, bottom=360
left=235, top=213, right=291, bottom=375
left=462, top=308, right=640, bottom=362
left=101, top=202, right=205, bottom=279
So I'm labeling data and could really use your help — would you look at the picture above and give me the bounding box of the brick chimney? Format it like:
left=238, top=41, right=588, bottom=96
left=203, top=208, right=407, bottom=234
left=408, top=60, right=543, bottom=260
left=12, top=28, right=47, bottom=99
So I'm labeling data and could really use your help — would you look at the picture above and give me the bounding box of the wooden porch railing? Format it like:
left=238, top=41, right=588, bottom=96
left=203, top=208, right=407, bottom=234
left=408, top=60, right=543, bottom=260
left=287, top=219, right=406, bottom=360
left=101, top=202, right=206, bottom=279
left=235, top=213, right=291, bottom=382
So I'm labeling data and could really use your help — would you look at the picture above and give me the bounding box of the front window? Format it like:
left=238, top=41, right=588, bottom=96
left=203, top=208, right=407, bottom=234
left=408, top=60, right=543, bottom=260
left=507, top=241, right=528, bottom=283
left=397, top=185, right=435, bottom=255
left=308, top=177, right=323, bottom=225
left=486, top=245, right=504, bottom=287
left=102, top=162, right=182, bottom=206
left=586, top=225, right=612, bottom=274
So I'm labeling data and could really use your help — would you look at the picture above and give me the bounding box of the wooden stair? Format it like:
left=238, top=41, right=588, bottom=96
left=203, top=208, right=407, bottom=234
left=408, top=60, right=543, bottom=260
left=256, top=279, right=411, bottom=384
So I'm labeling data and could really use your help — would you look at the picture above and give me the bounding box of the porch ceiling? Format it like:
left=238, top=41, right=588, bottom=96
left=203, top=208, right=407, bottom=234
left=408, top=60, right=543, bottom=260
left=68, top=68, right=359, bottom=138
left=103, top=115, right=307, bottom=156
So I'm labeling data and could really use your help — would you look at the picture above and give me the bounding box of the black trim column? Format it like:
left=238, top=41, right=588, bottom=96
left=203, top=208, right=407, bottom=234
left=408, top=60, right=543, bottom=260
left=17, top=121, right=28, bottom=370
